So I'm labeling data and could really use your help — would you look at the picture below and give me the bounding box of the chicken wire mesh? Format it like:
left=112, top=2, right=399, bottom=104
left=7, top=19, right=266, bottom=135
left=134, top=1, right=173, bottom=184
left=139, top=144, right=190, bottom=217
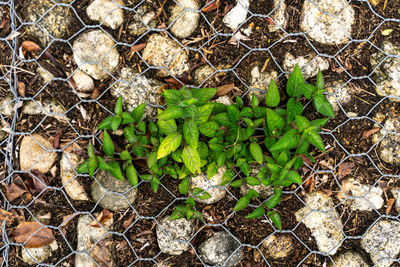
left=0, top=0, right=400, bottom=266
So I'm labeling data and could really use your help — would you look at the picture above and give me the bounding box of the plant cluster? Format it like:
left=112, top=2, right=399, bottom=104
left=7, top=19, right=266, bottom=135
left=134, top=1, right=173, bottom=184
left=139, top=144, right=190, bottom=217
left=78, top=65, right=334, bottom=229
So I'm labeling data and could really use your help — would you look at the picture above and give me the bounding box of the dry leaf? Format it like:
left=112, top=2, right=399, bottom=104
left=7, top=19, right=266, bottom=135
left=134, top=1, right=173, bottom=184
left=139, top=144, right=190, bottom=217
left=128, top=43, right=146, bottom=60
left=223, top=3, right=234, bottom=16
left=215, top=83, right=235, bottom=97
left=337, top=162, right=355, bottom=179
left=18, top=82, right=25, bottom=97
left=165, top=77, right=184, bottom=90
left=362, top=127, right=380, bottom=139
left=123, top=214, right=135, bottom=229
left=25, top=170, right=48, bottom=195
left=22, top=41, right=41, bottom=52
left=13, top=221, right=55, bottom=248
left=90, top=239, right=114, bottom=267
left=4, top=183, right=27, bottom=202
left=203, top=0, right=220, bottom=12
left=0, top=208, right=16, bottom=223
left=90, top=210, right=113, bottom=228
left=386, top=198, right=395, bottom=215
left=53, top=131, right=62, bottom=149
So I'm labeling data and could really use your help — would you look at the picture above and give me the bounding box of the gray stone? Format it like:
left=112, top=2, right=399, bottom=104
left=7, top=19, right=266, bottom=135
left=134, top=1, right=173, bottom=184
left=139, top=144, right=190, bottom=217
left=325, top=81, right=353, bottom=113
left=295, top=191, right=344, bottom=255
left=21, top=240, right=58, bottom=265
left=156, top=216, right=195, bottom=255
left=329, top=251, right=369, bottom=267
left=240, top=167, right=273, bottom=199
left=336, top=178, right=383, bottom=211
left=36, top=61, right=54, bottom=84
left=283, top=52, right=329, bottom=79
left=361, top=220, right=400, bottom=267
left=128, top=5, right=157, bottom=36
left=190, top=166, right=226, bottom=204
left=223, top=0, right=249, bottom=30
left=262, top=234, right=293, bottom=259
left=60, top=144, right=89, bottom=201
left=268, top=0, right=287, bottom=33
left=110, top=67, right=163, bottom=120
left=72, top=69, right=95, bottom=93
left=73, top=30, right=120, bottom=80
left=169, top=0, right=200, bottom=39
left=142, top=34, right=189, bottom=77
left=24, top=0, right=75, bottom=45
left=22, top=99, right=67, bottom=122
left=299, top=0, right=355, bottom=45
left=193, top=65, right=214, bottom=85
left=87, top=0, right=124, bottom=30
left=20, top=134, right=57, bottom=173
left=0, top=96, right=15, bottom=117
left=76, top=214, right=113, bottom=267
left=91, top=170, right=137, bottom=211
left=247, top=65, right=278, bottom=102
left=198, top=231, right=243, bottom=266
left=370, top=41, right=400, bottom=99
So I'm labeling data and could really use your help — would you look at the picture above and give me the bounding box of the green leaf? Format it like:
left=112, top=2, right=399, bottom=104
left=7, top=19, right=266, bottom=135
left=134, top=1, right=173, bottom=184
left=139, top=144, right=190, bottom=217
left=227, top=105, right=240, bottom=123
left=148, top=122, right=158, bottom=134
left=181, top=146, right=201, bottom=174
left=126, top=164, right=138, bottom=186
left=307, top=130, right=325, bottom=152
left=313, top=93, right=334, bottom=118
left=250, top=142, right=263, bottom=165
left=197, top=142, right=209, bottom=160
left=102, top=131, right=114, bottom=156
left=230, top=179, right=243, bottom=187
left=310, top=118, right=329, bottom=127
left=111, top=116, right=122, bottom=131
left=137, top=121, right=146, bottom=133
left=115, top=96, right=123, bottom=115
left=179, top=177, right=190, bottom=194
left=253, top=107, right=265, bottom=118
left=88, top=158, right=97, bottom=177
left=287, top=64, right=305, bottom=97
left=147, top=152, right=157, bottom=170
left=269, top=130, right=300, bottom=152
left=265, top=188, right=282, bottom=209
left=96, top=156, right=112, bottom=171
left=293, top=156, right=303, bottom=170
left=192, top=210, right=204, bottom=221
left=266, top=108, right=284, bottom=132
left=288, top=171, right=302, bottom=184
left=120, top=150, right=132, bottom=160
left=246, top=176, right=261, bottom=186
left=267, top=163, right=281, bottom=174
left=287, top=98, right=303, bottom=122
left=267, top=210, right=282, bottom=230
left=234, top=196, right=250, bottom=211
left=276, top=151, right=288, bottom=166
left=172, top=149, right=183, bottom=163
left=123, top=125, right=137, bottom=143
left=131, top=103, right=146, bottom=124
left=235, top=96, right=244, bottom=108
left=140, top=174, right=153, bottom=181
left=295, top=141, right=309, bottom=155
left=221, top=169, right=235, bottom=186
left=183, top=120, right=199, bottom=148
left=199, top=121, right=219, bottom=137
left=246, top=206, right=265, bottom=219
left=295, top=115, right=310, bottom=132
left=298, top=83, right=316, bottom=100
left=237, top=158, right=251, bottom=176
left=163, top=165, right=177, bottom=178
left=163, top=89, right=182, bottom=106
left=192, top=88, right=217, bottom=105
left=150, top=177, right=161, bottom=193
left=158, top=118, right=177, bottom=134
left=121, top=112, right=134, bottom=124
left=265, top=79, right=280, bottom=107
left=157, top=132, right=182, bottom=159
left=211, top=113, right=232, bottom=127
left=158, top=106, right=184, bottom=120
left=240, top=107, right=253, bottom=118
left=196, top=103, right=214, bottom=124
left=251, top=93, right=259, bottom=108
left=77, top=159, right=89, bottom=174
left=88, top=142, right=95, bottom=158
left=216, top=153, right=225, bottom=167
left=108, top=161, right=124, bottom=181
left=185, top=196, right=196, bottom=207
left=98, top=116, right=113, bottom=130
left=206, top=162, right=218, bottom=179
left=169, top=207, right=186, bottom=220
left=316, top=70, right=325, bottom=91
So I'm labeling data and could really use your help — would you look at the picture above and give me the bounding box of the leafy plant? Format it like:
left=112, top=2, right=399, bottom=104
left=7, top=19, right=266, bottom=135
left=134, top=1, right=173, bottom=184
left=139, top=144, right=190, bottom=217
left=77, top=64, right=333, bottom=230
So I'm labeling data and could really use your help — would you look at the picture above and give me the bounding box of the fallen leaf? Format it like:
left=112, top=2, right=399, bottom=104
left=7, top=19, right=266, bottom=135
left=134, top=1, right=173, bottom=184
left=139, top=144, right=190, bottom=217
left=90, top=209, right=113, bottom=228
left=386, top=198, right=395, bottom=215
left=53, top=131, right=62, bottom=149
left=223, top=3, right=233, bottom=16
left=0, top=208, right=16, bottom=223
left=337, top=162, right=355, bottom=179
left=13, top=221, right=55, bottom=248
left=3, top=183, right=27, bottom=202
left=123, top=214, right=135, bottom=229
left=18, top=82, right=25, bottom=97
left=91, top=88, right=101, bottom=99
left=25, top=170, right=48, bottom=195
left=362, top=127, right=381, bottom=139
left=128, top=43, right=146, bottom=60
left=22, top=41, right=41, bottom=52
left=203, top=0, right=220, bottom=12
left=165, top=77, right=184, bottom=89
left=215, top=83, right=235, bottom=97
left=90, top=239, right=114, bottom=267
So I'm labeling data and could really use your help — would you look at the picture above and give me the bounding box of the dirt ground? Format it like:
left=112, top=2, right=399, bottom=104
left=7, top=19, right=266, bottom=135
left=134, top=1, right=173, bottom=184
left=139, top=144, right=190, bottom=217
left=1, top=0, right=400, bottom=266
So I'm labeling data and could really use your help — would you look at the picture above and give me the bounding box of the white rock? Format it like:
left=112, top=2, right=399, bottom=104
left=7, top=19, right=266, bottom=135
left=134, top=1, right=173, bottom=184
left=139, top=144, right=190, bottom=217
left=22, top=99, right=67, bottom=122
left=299, top=0, right=355, bottom=45
left=336, top=178, right=383, bottom=211
left=295, top=191, right=344, bottom=255
left=325, top=81, right=353, bottom=113
left=329, top=251, right=369, bottom=267
left=361, top=220, right=400, bottom=267
left=0, top=96, right=15, bottom=117
left=223, top=0, right=250, bottom=30
left=87, top=0, right=124, bottom=30
left=110, top=67, right=162, bottom=120
left=72, top=69, right=95, bottom=92
left=283, top=52, right=329, bottom=79
left=190, top=166, right=226, bottom=204
left=391, top=187, right=400, bottom=213
left=91, top=170, right=137, bottom=211
left=73, top=30, right=120, bottom=80
left=169, top=0, right=200, bottom=39
left=213, top=95, right=234, bottom=105
left=198, top=231, right=243, bottom=266
left=370, top=41, right=400, bottom=99
left=21, top=240, right=58, bottom=265
left=142, top=34, right=189, bottom=77
left=156, top=216, right=195, bottom=255
left=268, top=0, right=287, bottom=33
left=75, top=214, right=113, bottom=267
left=262, top=234, right=293, bottom=259
left=240, top=167, right=273, bottom=199
left=247, top=65, right=278, bottom=102
left=20, top=134, right=57, bottom=173
left=193, top=65, right=214, bottom=85
left=60, top=144, right=89, bottom=201
left=128, top=5, right=157, bottom=36
left=37, top=62, right=54, bottom=84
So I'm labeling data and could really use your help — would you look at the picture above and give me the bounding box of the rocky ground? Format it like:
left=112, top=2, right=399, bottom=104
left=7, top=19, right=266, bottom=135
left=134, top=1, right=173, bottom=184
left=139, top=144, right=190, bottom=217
left=0, top=0, right=400, bottom=266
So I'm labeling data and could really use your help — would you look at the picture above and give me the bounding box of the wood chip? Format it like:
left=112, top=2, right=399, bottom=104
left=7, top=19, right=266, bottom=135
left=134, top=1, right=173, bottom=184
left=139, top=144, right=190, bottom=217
left=22, top=41, right=41, bottom=52
left=13, top=221, right=55, bottom=248
left=203, top=0, right=220, bottom=12
left=386, top=198, right=395, bottom=214
left=17, top=82, right=25, bottom=97
left=215, top=83, right=235, bottom=97
left=0, top=208, right=16, bottom=223
left=362, top=127, right=380, bottom=139
left=128, top=43, right=147, bottom=60
left=338, top=162, right=355, bottom=179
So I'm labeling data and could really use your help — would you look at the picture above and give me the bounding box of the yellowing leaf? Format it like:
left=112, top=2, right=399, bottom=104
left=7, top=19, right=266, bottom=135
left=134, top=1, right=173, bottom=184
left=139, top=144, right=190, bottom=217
left=181, top=146, right=201, bottom=174
left=157, top=132, right=182, bottom=159
left=381, top=29, right=393, bottom=36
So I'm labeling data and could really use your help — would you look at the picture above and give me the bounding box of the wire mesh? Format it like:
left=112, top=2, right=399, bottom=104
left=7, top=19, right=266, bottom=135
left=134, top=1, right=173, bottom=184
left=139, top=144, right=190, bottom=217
left=0, top=0, right=400, bottom=266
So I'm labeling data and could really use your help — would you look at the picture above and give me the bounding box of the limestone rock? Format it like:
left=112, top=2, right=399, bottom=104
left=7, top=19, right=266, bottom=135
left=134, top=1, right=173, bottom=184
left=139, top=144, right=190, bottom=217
left=87, top=0, right=124, bottom=30
left=91, top=170, right=137, bottom=211
left=283, top=52, right=329, bottom=79
left=22, top=99, right=67, bottom=122
left=223, top=0, right=250, bottom=30
left=72, top=69, right=95, bottom=93
left=325, top=81, right=353, bottom=113
left=361, top=220, right=400, bottom=267
left=19, top=134, right=57, bottom=173
left=110, top=67, right=163, bottom=120
left=240, top=167, right=273, bottom=199
left=247, top=65, right=278, bottom=102
left=198, top=231, right=243, bottom=266
left=21, top=240, right=58, bottom=265
left=190, top=166, right=226, bottom=204
left=268, top=0, right=287, bottom=33
left=295, top=191, right=344, bottom=255
left=193, top=65, right=214, bottom=85
left=169, top=0, right=200, bottom=39
left=329, top=251, right=369, bottom=267
left=213, top=96, right=234, bottom=105
left=128, top=5, right=157, bottom=36
left=0, top=96, right=15, bottom=117
left=262, top=234, right=293, bottom=259
left=299, top=0, right=355, bottom=45
left=142, top=34, right=189, bottom=77
left=73, top=30, right=120, bottom=80
left=156, top=216, right=195, bottom=255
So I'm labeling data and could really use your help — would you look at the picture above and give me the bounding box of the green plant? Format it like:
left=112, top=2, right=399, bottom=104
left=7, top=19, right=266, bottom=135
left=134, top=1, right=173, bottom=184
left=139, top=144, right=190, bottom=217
left=77, top=64, right=333, bottom=230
